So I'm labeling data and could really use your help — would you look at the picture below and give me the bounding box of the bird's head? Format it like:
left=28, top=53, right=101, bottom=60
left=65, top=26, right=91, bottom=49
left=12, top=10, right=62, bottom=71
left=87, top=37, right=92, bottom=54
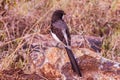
left=51, top=10, right=65, bottom=23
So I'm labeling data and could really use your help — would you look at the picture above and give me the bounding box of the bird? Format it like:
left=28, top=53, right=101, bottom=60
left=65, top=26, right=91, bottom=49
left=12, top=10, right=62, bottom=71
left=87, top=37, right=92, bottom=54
left=50, top=10, right=82, bottom=77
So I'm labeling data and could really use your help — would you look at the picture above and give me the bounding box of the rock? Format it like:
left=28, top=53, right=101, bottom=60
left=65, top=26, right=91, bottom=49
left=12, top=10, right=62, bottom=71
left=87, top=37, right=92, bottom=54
left=1, top=34, right=120, bottom=80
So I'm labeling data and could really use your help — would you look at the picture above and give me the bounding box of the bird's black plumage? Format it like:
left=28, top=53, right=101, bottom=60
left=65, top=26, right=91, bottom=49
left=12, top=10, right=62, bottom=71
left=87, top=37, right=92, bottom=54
left=51, top=10, right=82, bottom=77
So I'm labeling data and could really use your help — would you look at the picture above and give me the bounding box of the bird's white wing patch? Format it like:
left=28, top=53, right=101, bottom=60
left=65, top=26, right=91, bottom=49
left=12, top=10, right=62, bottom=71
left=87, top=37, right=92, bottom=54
left=51, top=31, right=61, bottom=42
left=62, top=29, right=71, bottom=49
left=62, top=29, right=68, bottom=46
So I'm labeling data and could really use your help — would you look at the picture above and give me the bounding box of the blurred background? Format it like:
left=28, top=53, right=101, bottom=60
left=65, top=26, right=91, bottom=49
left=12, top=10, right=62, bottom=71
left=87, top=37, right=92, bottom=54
left=0, top=0, right=120, bottom=79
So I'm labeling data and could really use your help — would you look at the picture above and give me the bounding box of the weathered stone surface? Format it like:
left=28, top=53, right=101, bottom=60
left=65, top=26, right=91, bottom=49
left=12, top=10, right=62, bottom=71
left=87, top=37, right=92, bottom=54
left=0, top=34, right=120, bottom=80
left=25, top=34, right=120, bottom=79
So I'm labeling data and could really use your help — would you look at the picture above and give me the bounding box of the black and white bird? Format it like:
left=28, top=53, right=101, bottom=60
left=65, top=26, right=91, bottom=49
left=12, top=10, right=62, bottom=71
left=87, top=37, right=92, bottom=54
left=50, top=10, right=82, bottom=77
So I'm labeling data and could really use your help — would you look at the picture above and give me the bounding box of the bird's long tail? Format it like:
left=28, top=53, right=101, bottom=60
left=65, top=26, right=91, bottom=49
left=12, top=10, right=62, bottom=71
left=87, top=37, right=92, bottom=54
left=65, top=47, right=82, bottom=77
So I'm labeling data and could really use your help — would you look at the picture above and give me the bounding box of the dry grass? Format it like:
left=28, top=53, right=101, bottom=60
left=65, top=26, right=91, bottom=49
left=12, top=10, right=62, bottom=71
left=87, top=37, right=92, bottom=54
left=0, top=0, right=120, bottom=73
